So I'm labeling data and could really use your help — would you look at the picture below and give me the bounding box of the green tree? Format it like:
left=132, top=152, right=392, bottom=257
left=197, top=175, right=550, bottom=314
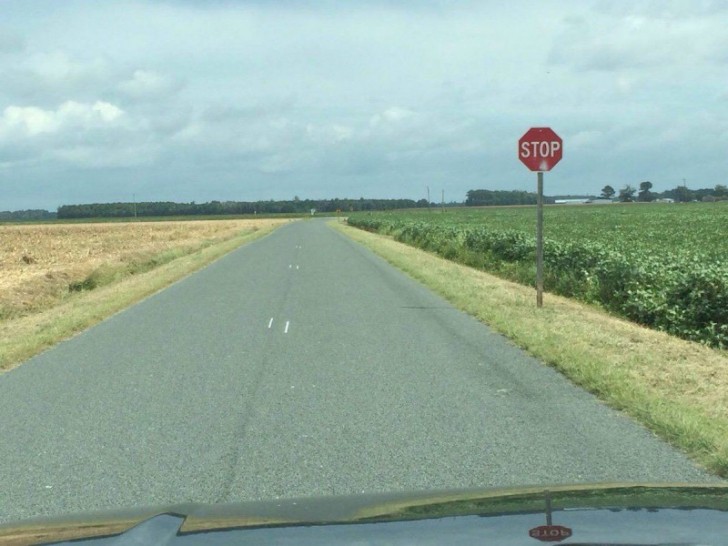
left=600, top=185, right=616, bottom=199
left=618, top=185, right=636, bottom=202
left=637, top=181, right=654, bottom=202
left=714, top=184, right=728, bottom=199
left=670, top=185, right=694, bottom=203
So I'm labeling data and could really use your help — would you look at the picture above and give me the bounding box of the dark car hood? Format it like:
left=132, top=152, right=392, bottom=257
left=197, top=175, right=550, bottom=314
left=2, top=483, right=728, bottom=545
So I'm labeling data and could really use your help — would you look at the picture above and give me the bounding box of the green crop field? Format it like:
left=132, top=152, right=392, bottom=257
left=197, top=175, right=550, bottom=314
left=348, top=202, right=728, bottom=349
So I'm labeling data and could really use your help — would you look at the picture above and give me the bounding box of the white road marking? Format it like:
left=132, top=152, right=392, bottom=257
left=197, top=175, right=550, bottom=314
left=296, top=265, right=299, bottom=270
left=268, top=318, right=274, bottom=329
left=289, top=264, right=292, bottom=269
left=284, top=321, right=290, bottom=334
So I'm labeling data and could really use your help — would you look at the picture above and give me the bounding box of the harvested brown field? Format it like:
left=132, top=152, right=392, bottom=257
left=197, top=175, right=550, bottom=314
left=0, top=219, right=285, bottom=320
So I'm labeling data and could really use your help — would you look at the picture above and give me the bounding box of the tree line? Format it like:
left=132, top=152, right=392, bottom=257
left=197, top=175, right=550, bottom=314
left=8, top=183, right=728, bottom=221
left=600, top=183, right=728, bottom=203
left=0, top=209, right=57, bottom=221
left=465, top=189, right=555, bottom=206
left=56, top=198, right=424, bottom=219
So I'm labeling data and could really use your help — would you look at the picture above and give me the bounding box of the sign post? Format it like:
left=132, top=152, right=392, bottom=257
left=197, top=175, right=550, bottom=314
left=518, top=127, right=563, bottom=308
left=528, top=490, right=573, bottom=542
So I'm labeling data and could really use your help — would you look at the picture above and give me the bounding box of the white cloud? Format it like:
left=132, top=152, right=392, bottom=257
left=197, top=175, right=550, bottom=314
left=0, top=100, right=157, bottom=170
left=0, top=101, right=125, bottom=138
left=568, top=130, right=604, bottom=150
left=305, top=123, right=353, bottom=144
left=369, top=107, right=416, bottom=127
left=1, top=105, right=57, bottom=136
left=118, top=69, right=183, bottom=99
left=593, top=0, right=728, bottom=19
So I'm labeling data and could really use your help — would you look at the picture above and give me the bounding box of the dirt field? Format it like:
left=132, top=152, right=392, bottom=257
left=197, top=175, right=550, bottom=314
left=0, top=219, right=285, bottom=320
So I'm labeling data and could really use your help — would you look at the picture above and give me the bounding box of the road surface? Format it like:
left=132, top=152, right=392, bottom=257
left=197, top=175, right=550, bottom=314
left=0, top=219, right=717, bottom=524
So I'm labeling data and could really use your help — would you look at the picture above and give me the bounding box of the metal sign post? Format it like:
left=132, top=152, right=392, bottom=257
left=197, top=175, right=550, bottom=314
left=518, top=127, right=563, bottom=308
left=536, top=171, right=544, bottom=307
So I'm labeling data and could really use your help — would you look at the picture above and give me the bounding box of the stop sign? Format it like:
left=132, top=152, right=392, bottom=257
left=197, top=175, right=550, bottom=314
left=518, top=127, right=563, bottom=171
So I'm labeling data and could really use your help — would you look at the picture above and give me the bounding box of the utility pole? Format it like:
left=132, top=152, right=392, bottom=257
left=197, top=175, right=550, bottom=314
left=426, top=185, right=431, bottom=213
left=132, top=193, right=137, bottom=219
left=441, top=189, right=445, bottom=213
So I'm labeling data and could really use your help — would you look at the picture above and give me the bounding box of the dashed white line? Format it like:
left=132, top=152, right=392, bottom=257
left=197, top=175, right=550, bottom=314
left=289, top=264, right=292, bottom=269
left=284, top=321, right=290, bottom=334
left=296, top=265, right=300, bottom=270
left=268, top=318, right=274, bottom=329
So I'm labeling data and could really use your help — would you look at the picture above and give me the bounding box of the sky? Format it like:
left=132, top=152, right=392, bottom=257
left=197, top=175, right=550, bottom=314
left=1, top=0, right=727, bottom=210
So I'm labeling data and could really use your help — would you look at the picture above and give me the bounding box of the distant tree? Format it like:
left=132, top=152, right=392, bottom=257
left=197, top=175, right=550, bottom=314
left=714, top=184, right=728, bottom=199
left=0, top=209, right=56, bottom=221
left=637, top=181, right=654, bottom=202
left=465, top=189, right=548, bottom=206
left=618, top=185, right=636, bottom=202
left=600, top=185, right=616, bottom=199
left=669, top=185, right=695, bottom=203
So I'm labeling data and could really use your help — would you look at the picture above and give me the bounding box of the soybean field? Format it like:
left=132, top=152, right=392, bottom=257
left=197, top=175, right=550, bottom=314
left=348, top=202, right=728, bottom=349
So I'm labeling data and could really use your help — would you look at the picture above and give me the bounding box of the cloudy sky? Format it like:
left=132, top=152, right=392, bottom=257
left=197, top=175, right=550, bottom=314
left=1, top=0, right=727, bottom=210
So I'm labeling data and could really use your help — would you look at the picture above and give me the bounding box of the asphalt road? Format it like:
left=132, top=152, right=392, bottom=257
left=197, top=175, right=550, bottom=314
left=0, top=219, right=718, bottom=524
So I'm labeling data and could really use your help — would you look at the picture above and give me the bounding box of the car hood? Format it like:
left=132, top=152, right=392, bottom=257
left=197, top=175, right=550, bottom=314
left=1, top=483, right=728, bottom=545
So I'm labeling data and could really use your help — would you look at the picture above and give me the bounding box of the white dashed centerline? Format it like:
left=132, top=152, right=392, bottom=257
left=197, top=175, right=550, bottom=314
left=268, top=318, right=274, bottom=329
left=284, top=321, right=290, bottom=334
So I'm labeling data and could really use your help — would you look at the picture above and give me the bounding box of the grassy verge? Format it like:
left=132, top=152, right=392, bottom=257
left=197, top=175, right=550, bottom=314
left=0, top=222, right=284, bottom=372
left=332, top=221, right=728, bottom=477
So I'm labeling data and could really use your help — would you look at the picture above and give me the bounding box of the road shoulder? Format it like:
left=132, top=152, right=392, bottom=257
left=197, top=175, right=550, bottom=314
left=0, top=222, right=285, bottom=372
left=332, top=220, right=728, bottom=478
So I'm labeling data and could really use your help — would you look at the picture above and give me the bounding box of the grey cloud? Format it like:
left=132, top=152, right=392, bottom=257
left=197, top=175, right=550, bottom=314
left=200, top=98, right=296, bottom=124
left=0, top=53, right=116, bottom=105
left=0, top=29, right=24, bottom=54
left=549, top=5, right=728, bottom=73
left=0, top=51, right=188, bottom=111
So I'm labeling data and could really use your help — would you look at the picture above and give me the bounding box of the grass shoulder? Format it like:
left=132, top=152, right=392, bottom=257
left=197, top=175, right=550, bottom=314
left=332, top=220, right=728, bottom=478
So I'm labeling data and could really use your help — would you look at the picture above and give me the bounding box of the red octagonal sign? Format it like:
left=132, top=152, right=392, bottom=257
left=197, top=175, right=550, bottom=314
left=518, top=127, right=563, bottom=172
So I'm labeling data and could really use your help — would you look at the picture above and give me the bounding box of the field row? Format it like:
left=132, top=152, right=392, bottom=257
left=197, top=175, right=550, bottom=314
left=348, top=203, right=727, bottom=349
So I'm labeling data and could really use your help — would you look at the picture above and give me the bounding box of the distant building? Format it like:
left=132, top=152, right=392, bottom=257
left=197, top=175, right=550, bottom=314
left=554, top=199, right=590, bottom=205
left=585, top=199, right=614, bottom=205
left=656, top=198, right=675, bottom=203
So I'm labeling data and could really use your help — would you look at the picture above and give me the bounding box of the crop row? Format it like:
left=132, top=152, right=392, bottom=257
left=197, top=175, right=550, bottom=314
left=348, top=216, right=727, bottom=349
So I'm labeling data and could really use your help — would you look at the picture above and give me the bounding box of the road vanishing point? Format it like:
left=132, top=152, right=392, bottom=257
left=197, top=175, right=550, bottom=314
left=0, top=219, right=718, bottom=524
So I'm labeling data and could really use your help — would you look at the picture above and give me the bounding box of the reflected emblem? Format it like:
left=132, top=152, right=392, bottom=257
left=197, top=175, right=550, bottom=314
left=529, top=525, right=572, bottom=542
